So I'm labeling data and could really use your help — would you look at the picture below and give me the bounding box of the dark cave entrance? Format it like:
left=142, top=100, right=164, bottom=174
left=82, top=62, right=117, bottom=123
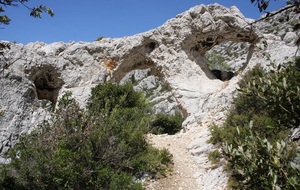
left=211, top=70, right=234, bottom=81
left=31, top=66, right=64, bottom=105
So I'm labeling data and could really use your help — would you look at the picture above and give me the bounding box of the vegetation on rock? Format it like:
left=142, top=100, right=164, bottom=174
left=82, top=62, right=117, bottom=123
left=94, top=36, right=105, bottom=42
left=0, top=82, right=173, bottom=190
left=151, top=112, right=184, bottom=135
left=205, top=50, right=232, bottom=71
left=250, top=0, right=299, bottom=12
left=208, top=60, right=300, bottom=189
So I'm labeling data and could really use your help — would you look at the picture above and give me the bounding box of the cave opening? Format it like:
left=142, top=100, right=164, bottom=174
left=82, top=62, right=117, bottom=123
left=145, top=42, right=157, bottom=54
left=31, top=66, right=64, bottom=105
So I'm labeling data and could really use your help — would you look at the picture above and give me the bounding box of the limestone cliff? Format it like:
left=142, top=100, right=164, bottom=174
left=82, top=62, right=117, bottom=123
left=0, top=3, right=299, bottom=181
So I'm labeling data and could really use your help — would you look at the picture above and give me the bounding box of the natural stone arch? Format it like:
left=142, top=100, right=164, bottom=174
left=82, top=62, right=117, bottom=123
left=0, top=4, right=261, bottom=161
left=110, top=4, right=257, bottom=76
left=2, top=3, right=299, bottom=170
left=106, top=4, right=258, bottom=123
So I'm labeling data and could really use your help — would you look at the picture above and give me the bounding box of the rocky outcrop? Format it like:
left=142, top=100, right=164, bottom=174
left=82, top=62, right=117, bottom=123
left=0, top=3, right=299, bottom=188
left=0, top=3, right=258, bottom=153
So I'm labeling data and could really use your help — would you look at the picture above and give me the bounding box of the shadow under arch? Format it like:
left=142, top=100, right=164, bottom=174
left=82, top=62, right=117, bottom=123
left=111, top=40, right=159, bottom=82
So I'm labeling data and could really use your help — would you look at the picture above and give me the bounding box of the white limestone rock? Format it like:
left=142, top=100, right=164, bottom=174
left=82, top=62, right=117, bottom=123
left=0, top=2, right=279, bottom=159
left=1, top=3, right=299, bottom=189
left=135, top=76, right=159, bottom=91
left=283, top=31, right=298, bottom=45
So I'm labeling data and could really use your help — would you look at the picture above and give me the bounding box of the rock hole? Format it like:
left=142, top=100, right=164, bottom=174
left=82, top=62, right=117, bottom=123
left=200, top=41, right=214, bottom=48
left=205, top=41, right=249, bottom=81
left=206, top=37, right=214, bottom=42
left=145, top=42, right=156, bottom=53
left=294, top=22, right=300, bottom=30
left=31, top=66, right=64, bottom=105
left=190, top=12, right=197, bottom=19
left=237, top=34, right=244, bottom=38
left=211, top=70, right=234, bottom=81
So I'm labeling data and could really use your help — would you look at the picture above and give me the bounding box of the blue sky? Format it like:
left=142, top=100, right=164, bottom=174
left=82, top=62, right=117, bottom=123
left=1, top=0, right=288, bottom=44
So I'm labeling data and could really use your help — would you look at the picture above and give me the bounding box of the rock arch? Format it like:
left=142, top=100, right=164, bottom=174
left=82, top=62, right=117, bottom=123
left=0, top=4, right=261, bottom=162
left=105, top=4, right=258, bottom=124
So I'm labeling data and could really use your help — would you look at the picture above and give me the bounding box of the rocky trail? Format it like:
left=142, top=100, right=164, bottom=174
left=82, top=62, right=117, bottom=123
left=145, top=126, right=228, bottom=190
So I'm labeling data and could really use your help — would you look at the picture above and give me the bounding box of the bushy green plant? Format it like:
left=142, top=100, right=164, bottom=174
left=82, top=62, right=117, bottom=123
left=208, top=65, right=284, bottom=146
left=94, top=36, right=105, bottom=41
left=208, top=149, right=222, bottom=164
left=0, top=83, right=172, bottom=189
left=239, top=62, right=300, bottom=129
left=147, top=69, right=152, bottom=76
left=222, top=122, right=299, bottom=190
left=130, top=74, right=137, bottom=84
left=151, top=112, right=183, bottom=135
left=207, top=123, right=250, bottom=146
left=208, top=61, right=300, bottom=189
left=159, top=84, right=170, bottom=93
left=87, top=82, right=150, bottom=115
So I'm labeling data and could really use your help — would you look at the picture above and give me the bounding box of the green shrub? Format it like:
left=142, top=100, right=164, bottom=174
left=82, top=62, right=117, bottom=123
left=209, top=63, right=300, bottom=145
left=207, top=123, right=249, bottom=146
left=240, top=43, right=246, bottom=50
left=94, top=36, right=105, bottom=41
left=208, top=65, right=284, bottom=146
left=222, top=122, right=299, bottom=190
left=130, top=74, right=137, bottom=84
left=147, top=69, right=152, bottom=76
left=151, top=112, right=184, bottom=135
left=0, top=83, right=172, bottom=189
left=239, top=62, right=300, bottom=129
left=87, top=82, right=150, bottom=115
left=159, top=84, right=170, bottom=93
left=208, top=61, right=300, bottom=189
left=208, top=149, right=221, bottom=164
left=268, top=29, right=275, bottom=34
left=295, top=56, right=300, bottom=69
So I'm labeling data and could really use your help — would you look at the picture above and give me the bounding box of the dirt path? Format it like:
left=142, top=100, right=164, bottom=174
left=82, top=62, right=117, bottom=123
left=146, top=132, right=200, bottom=190
left=145, top=126, right=228, bottom=190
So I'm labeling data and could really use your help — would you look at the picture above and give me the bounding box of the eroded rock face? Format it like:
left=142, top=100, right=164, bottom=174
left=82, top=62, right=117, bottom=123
left=0, top=3, right=297, bottom=169
left=0, top=3, right=257, bottom=163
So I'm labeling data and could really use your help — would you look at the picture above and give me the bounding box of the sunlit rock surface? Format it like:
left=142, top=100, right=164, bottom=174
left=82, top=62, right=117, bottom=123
left=1, top=3, right=299, bottom=189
